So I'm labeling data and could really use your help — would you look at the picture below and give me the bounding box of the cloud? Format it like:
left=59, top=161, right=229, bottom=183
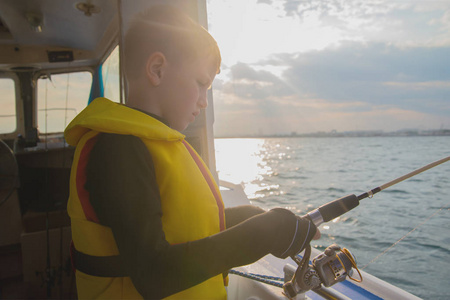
left=273, top=0, right=450, bottom=48
left=223, top=42, right=450, bottom=110
left=221, top=62, right=294, bottom=100
left=212, top=41, right=450, bottom=136
left=275, top=42, right=450, bottom=114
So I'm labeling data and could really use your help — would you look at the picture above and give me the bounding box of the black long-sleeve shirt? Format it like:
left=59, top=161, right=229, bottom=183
left=85, top=130, right=312, bottom=299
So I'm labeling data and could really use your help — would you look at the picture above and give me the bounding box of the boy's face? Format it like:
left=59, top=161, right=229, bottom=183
left=157, top=55, right=217, bottom=131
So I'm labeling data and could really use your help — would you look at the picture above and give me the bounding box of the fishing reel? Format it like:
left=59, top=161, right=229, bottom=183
left=283, top=244, right=362, bottom=298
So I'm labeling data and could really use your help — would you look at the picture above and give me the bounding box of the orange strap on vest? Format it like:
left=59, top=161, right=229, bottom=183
left=72, top=135, right=127, bottom=277
left=182, top=140, right=225, bottom=231
left=76, top=135, right=100, bottom=223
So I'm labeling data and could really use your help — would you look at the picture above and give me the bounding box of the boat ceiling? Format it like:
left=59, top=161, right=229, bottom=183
left=0, top=0, right=118, bottom=72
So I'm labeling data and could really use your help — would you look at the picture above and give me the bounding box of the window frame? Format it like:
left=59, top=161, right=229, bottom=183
left=34, top=68, right=94, bottom=135
left=0, top=73, right=21, bottom=140
left=101, top=45, right=122, bottom=103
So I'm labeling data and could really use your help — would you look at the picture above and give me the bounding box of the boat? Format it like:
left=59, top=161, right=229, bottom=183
left=0, top=0, right=422, bottom=299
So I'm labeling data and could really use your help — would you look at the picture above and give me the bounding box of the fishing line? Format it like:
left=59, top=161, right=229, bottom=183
left=64, top=72, right=70, bottom=129
left=45, top=77, right=48, bottom=135
left=118, top=0, right=125, bottom=104
left=361, top=203, right=449, bottom=270
left=44, top=74, right=53, bottom=298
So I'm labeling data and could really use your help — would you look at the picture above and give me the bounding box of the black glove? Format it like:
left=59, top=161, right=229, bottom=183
left=269, top=208, right=317, bottom=258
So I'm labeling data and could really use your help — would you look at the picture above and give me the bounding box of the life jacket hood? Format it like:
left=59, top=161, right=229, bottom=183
left=64, top=97, right=184, bottom=146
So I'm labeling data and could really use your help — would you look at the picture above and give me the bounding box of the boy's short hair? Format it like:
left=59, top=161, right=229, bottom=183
left=124, top=5, right=221, bottom=80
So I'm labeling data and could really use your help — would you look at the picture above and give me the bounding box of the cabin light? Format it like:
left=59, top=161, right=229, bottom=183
left=76, top=2, right=101, bottom=17
left=26, top=12, right=43, bottom=33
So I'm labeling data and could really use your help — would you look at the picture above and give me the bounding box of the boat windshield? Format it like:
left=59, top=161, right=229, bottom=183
left=37, top=72, right=92, bottom=134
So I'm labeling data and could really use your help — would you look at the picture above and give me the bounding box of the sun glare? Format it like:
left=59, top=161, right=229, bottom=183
left=215, top=138, right=273, bottom=198
left=215, top=138, right=267, bottom=183
left=207, top=0, right=345, bottom=66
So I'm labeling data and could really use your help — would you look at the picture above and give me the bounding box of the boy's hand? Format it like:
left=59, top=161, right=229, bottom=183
left=269, top=208, right=319, bottom=258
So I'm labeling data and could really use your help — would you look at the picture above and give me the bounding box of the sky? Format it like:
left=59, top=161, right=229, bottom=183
left=206, top=0, right=450, bottom=137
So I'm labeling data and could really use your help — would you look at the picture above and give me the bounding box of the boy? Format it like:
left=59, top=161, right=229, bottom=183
left=65, top=5, right=318, bottom=299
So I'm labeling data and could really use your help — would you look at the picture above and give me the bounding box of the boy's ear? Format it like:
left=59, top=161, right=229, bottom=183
left=145, top=52, right=166, bottom=86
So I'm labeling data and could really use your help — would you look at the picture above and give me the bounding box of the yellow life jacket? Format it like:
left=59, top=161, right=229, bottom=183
left=65, top=97, right=227, bottom=299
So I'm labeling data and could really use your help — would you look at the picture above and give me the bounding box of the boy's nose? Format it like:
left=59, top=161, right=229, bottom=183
left=198, top=92, right=208, bottom=108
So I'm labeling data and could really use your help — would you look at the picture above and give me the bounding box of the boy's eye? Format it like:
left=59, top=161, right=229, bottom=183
left=197, top=80, right=211, bottom=89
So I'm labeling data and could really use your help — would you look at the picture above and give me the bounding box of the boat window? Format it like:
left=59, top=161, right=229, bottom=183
left=102, top=46, right=121, bottom=103
left=37, top=72, right=92, bottom=133
left=0, top=78, right=16, bottom=134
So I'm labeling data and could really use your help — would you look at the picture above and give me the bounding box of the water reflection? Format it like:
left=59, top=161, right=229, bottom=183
left=214, top=136, right=450, bottom=299
left=215, top=138, right=271, bottom=199
left=215, top=138, right=305, bottom=210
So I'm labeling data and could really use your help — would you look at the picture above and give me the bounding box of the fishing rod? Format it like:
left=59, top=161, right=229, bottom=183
left=305, top=155, right=450, bottom=226
left=282, top=155, right=450, bottom=298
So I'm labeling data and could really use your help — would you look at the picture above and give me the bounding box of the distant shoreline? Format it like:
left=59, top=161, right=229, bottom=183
left=215, top=129, right=450, bottom=139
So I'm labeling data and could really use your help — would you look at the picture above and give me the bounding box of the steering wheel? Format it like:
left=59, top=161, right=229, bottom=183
left=0, top=139, right=19, bottom=207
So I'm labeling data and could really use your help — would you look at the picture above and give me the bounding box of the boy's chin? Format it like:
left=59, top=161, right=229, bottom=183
left=173, top=122, right=189, bottom=132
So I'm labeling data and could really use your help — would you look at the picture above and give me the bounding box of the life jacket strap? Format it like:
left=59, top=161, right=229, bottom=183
left=70, top=242, right=129, bottom=277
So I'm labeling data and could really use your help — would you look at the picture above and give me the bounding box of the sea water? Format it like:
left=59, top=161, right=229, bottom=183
left=215, top=136, right=450, bottom=299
